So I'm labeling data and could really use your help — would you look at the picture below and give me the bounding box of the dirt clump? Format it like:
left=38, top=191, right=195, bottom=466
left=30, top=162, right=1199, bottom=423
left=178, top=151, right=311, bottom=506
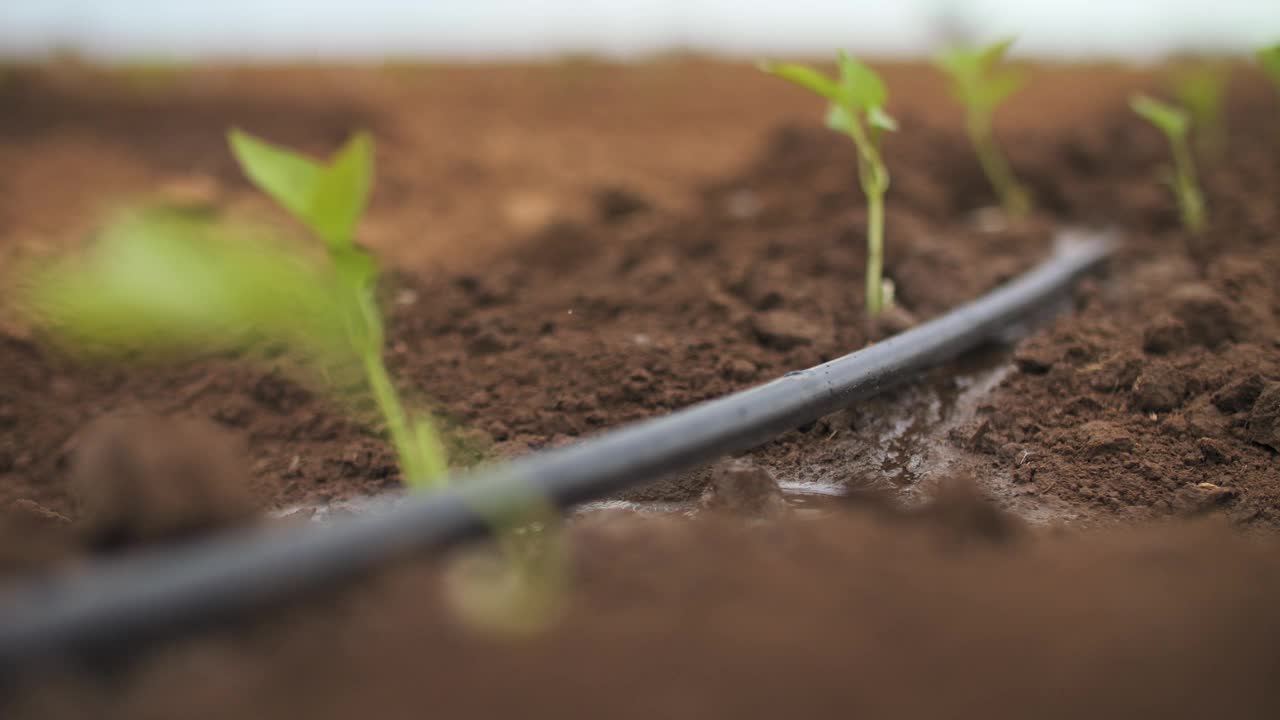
left=699, top=458, right=788, bottom=516
left=68, top=413, right=257, bottom=550
left=1247, top=382, right=1280, bottom=451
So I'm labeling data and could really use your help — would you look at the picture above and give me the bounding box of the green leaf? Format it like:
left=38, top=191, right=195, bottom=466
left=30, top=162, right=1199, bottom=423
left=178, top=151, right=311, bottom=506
left=934, top=46, right=978, bottom=80
left=228, top=129, right=374, bottom=252
left=21, top=209, right=355, bottom=373
left=935, top=38, right=1022, bottom=111
left=310, top=132, right=374, bottom=251
left=228, top=128, right=323, bottom=225
left=1131, top=94, right=1189, bottom=138
left=976, top=70, right=1025, bottom=111
left=1172, top=64, right=1226, bottom=116
left=835, top=51, right=887, bottom=111
left=759, top=61, right=840, bottom=101
left=1258, top=43, right=1280, bottom=88
left=977, top=37, right=1017, bottom=73
left=824, top=105, right=855, bottom=134
left=867, top=106, right=898, bottom=132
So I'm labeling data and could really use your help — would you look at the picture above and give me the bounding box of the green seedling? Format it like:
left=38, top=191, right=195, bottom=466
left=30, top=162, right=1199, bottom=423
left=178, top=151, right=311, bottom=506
left=1259, top=43, right=1280, bottom=93
left=1172, top=62, right=1229, bottom=156
left=935, top=37, right=1031, bottom=216
left=761, top=52, right=897, bottom=315
left=21, top=133, right=567, bottom=633
left=26, top=131, right=447, bottom=490
left=1130, top=94, right=1206, bottom=234
left=227, top=129, right=446, bottom=488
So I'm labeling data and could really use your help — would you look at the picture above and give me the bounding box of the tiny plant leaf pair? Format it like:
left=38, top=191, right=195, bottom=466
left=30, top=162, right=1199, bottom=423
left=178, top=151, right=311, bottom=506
left=229, top=130, right=373, bottom=255
left=1130, top=95, right=1206, bottom=234
left=228, top=129, right=446, bottom=487
left=761, top=52, right=896, bottom=316
left=934, top=37, right=1031, bottom=216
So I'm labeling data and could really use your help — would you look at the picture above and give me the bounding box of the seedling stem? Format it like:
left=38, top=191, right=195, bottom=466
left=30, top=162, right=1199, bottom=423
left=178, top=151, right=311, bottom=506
left=761, top=52, right=897, bottom=315
left=1130, top=94, right=1206, bottom=234
left=935, top=38, right=1031, bottom=216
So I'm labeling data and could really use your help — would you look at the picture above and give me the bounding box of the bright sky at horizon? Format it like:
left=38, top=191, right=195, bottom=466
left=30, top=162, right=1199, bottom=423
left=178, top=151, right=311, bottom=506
left=1, top=1, right=1277, bottom=61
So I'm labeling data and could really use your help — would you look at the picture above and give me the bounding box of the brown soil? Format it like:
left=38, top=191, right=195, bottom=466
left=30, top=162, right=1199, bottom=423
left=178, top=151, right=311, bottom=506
left=1, top=59, right=1280, bottom=717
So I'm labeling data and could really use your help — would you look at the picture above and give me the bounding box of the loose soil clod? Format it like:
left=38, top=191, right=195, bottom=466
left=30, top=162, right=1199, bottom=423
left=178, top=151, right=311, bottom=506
left=68, top=413, right=257, bottom=550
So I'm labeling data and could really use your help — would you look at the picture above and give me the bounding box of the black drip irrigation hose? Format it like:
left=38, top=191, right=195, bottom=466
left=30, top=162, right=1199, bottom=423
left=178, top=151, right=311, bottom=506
left=0, top=233, right=1112, bottom=674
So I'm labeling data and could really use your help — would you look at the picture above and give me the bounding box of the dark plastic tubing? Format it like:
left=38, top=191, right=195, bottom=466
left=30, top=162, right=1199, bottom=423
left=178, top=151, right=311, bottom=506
left=0, top=234, right=1111, bottom=674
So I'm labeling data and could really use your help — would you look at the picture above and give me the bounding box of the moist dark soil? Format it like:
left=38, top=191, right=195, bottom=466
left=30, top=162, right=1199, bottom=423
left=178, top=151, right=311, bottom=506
left=1, top=61, right=1279, bottom=717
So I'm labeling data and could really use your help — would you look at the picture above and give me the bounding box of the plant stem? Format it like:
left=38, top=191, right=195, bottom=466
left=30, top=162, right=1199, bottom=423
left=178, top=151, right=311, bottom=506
left=354, top=290, right=447, bottom=490
left=969, top=114, right=1029, bottom=216
left=865, top=187, right=885, bottom=315
left=847, top=117, right=890, bottom=318
left=1170, top=135, right=1206, bottom=234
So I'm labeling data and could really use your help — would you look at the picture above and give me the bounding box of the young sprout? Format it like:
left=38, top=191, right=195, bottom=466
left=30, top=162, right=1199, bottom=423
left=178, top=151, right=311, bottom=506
left=20, top=133, right=566, bottom=633
left=1172, top=62, right=1229, bottom=156
left=935, top=37, right=1031, bottom=216
left=26, top=131, right=448, bottom=490
left=761, top=52, right=897, bottom=315
left=1130, top=94, right=1206, bottom=234
left=227, top=130, right=447, bottom=488
left=1259, top=43, right=1280, bottom=94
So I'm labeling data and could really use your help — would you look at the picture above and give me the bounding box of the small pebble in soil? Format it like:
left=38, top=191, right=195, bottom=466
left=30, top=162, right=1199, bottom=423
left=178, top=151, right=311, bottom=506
left=1080, top=420, right=1134, bottom=458
left=1246, top=382, right=1280, bottom=451
left=1172, top=482, right=1238, bottom=516
left=467, top=329, right=511, bottom=355
left=749, top=310, right=823, bottom=350
left=1141, top=314, right=1189, bottom=355
left=1013, top=337, right=1057, bottom=374
left=1169, top=284, right=1239, bottom=348
left=869, top=305, right=919, bottom=339
left=68, top=413, right=258, bottom=550
left=1197, top=437, right=1237, bottom=465
left=594, top=185, right=652, bottom=224
left=699, top=458, right=788, bottom=517
left=721, top=358, right=757, bottom=383
left=1213, top=374, right=1265, bottom=414
left=1131, top=361, right=1187, bottom=413
left=1084, top=352, right=1142, bottom=393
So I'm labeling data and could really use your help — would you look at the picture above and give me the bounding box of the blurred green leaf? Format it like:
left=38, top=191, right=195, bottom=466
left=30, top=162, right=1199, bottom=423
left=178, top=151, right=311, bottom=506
left=976, top=71, right=1025, bottom=112
left=310, top=132, right=374, bottom=251
left=228, top=129, right=373, bottom=252
left=22, top=209, right=355, bottom=372
left=1173, top=64, right=1226, bottom=122
left=835, top=51, right=887, bottom=111
left=759, top=61, right=840, bottom=101
left=1258, top=43, right=1280, bottom=89
left=867, top=106, right=899, bottom=133
left=935, top=37, right=1023, bottom=113
left=228, top=129, right=322, bottom=225
left=1131, top=94, right=1189, bottom=138
left=977, top=37, right=1016, bottom=71
left=824, top=104, right=855, bottom=134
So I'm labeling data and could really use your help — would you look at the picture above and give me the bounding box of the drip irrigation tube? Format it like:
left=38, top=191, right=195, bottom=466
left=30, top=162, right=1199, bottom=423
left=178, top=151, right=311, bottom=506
left=0, top=233, right=1112, bottom=674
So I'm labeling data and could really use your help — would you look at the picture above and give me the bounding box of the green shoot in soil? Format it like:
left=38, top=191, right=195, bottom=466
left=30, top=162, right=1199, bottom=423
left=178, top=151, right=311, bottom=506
left=1259, top=44, right=1280, bottom=93
left=761, top=52, right=897, bottom=315
left=934, top=37, right=1031, bottom=216
left=228, top=129, right=447, bottom=489
left=1172, top=62, right=1229, bottom=157
left=21, top=134, right=565, bottom=633
left=1130, top=94, right=1206, bottom=234
left=25, top=131, right=447, bottom=491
